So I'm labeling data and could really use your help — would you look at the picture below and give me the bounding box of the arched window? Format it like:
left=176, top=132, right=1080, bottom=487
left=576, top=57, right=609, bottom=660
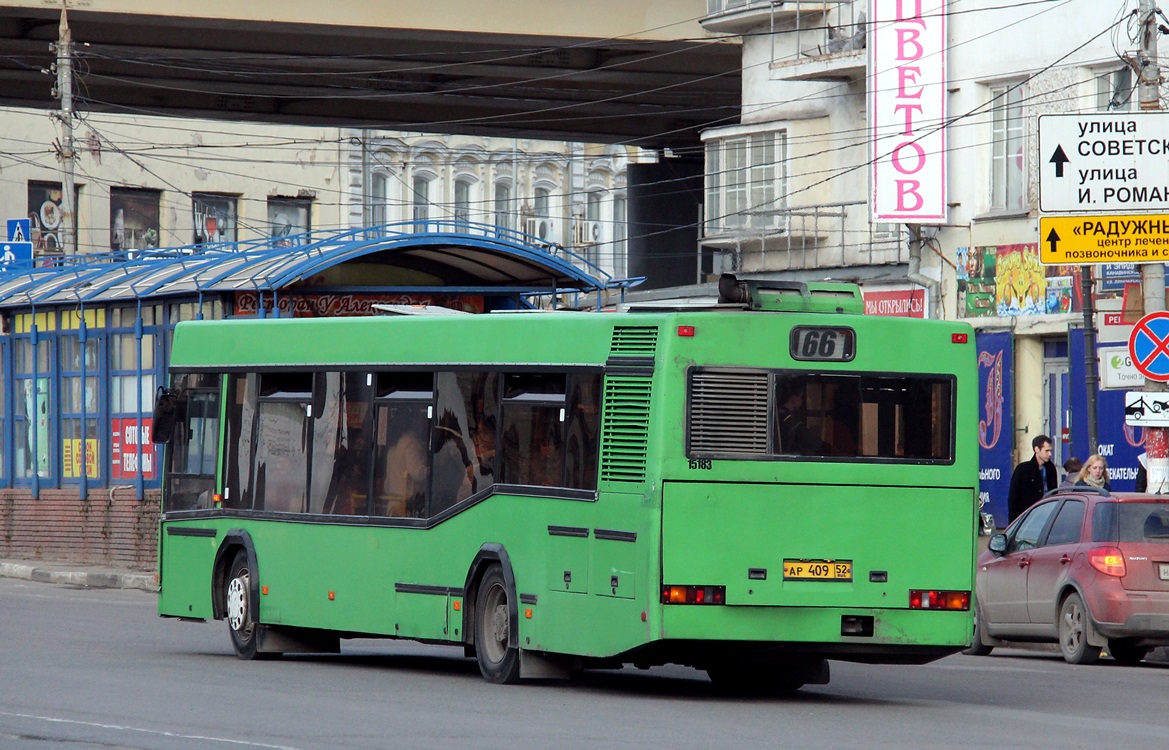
left=494, top=182, right=512, bottom=232
left=454, top=178, right=473, bottom=225
left=371, top=173, right=388, bottom=228
left=412, top=175, right=430, bottom=231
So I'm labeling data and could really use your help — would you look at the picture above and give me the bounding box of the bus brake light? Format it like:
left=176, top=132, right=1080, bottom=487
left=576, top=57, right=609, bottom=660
left=678, top=325, right=696, bottom=337
left=908, top=590, right=970, bottom=610
left=661, top=585, right=725, bottom=605
left=952, top=333, right=968, bottom=344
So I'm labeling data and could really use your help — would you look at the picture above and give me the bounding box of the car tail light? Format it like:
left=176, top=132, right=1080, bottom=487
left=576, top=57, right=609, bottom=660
left=908, top=590, right=970, bottom=610
left=1089, top=546, right=1126, bottom=577
left=661, top=585, right=725, bottom=605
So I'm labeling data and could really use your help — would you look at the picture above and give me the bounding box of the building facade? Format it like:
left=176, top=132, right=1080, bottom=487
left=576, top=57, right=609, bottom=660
left=699, top=0, right=1148, bottom=523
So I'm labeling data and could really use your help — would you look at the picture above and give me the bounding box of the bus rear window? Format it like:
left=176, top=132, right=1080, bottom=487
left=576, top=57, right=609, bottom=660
left=689, top=369, right=954, bottom=462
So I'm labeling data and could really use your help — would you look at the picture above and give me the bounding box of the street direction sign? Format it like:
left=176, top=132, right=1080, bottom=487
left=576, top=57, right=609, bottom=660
left=1125, top=391, right=1169, bottom=426
left=1129, top=311, right=1169, bottom=382
left=1039, top=214, right=1169, bottom=264
left=1039, top=113, right=1169, bottom=212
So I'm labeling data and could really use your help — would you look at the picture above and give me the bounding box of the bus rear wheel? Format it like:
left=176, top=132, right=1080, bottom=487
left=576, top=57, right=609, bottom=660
left=225, top=551, right=278, bottom=660
left=474, top=565, right=520, bottom=684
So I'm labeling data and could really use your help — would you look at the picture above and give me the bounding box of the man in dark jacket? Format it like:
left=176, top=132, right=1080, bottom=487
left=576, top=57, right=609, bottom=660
left=1007, top=434, right=1056, bottom=523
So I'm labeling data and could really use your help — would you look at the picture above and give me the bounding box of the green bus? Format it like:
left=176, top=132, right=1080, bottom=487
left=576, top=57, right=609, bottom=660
left=154, top=276, right=977, bottom=689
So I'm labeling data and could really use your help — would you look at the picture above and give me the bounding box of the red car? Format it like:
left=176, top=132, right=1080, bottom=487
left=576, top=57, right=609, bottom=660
left=967, top=488, right=1169, bottom=664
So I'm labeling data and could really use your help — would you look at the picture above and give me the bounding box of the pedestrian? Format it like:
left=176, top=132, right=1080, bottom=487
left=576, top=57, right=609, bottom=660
left=1136, top=453, right=1148, bottom=493
left=1059, top=457, right=1082, bottom=487
left=1007, top=434, right=1056, bottom=523
left=1074, top=453, right=1111, bottom=491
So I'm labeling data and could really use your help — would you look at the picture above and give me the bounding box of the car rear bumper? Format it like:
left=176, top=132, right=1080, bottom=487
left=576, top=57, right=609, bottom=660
left=1093, top=612, right=1169, bottom=641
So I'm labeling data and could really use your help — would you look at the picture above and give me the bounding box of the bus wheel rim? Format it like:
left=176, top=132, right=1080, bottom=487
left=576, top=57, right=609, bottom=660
left=227, top=573, right=249, bottom=632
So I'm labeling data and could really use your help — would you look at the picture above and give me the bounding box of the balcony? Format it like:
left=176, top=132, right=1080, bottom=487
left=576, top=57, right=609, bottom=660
left=700, top=201, right=908, bottom=275
left=772, top=1, right=866, bottom=82
left=701, top=0, right=830, bottom=35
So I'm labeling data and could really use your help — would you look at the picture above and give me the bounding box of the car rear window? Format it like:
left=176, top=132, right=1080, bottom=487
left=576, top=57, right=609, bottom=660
left=1092, top=502, right=1169, bottom=543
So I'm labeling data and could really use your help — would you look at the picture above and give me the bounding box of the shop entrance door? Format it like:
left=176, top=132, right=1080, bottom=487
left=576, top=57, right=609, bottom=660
left=1043, top=360, right=1071, bottom=470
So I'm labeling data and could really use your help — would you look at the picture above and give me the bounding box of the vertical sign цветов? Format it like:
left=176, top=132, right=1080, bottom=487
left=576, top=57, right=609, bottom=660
left=869, top=0, right=947, bottom=222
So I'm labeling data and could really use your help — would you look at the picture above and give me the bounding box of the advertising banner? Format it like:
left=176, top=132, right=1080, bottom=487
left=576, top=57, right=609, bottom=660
left=977, top=331, right=1014, bottom=526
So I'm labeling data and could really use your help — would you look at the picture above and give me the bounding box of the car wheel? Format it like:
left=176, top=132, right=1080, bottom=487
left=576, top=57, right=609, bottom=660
left=963, top=606, right=994, bottom=656
left=1107, top=638, right=1150, bottom=665
left=1058, top=592, right=1101, bottom=665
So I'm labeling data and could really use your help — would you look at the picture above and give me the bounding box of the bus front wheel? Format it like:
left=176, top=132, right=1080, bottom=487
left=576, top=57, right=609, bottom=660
left=225, top=551, right=278, bottom=660
left=474, top=565, right=521, bottom=684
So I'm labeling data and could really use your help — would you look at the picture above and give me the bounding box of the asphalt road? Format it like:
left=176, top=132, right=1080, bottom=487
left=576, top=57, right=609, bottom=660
left=2, top=577, right=1167, bottom=750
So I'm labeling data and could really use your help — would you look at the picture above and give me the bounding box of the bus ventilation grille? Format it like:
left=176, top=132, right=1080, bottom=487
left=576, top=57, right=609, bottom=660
left=601, top=376, right=652, bottom=483
left=608, top=325, right=658, bottom=357
left=688, top=371, right=769, bottom=455
left=600, top=326, right=657, bottom=483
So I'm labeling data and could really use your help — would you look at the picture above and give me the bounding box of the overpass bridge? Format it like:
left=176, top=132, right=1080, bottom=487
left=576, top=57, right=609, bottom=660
left=0, top=0, right=741, bottom=150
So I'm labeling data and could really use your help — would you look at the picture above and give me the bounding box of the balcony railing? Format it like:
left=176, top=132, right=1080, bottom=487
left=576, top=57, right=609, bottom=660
left=701, top=201, right=908, bottom=274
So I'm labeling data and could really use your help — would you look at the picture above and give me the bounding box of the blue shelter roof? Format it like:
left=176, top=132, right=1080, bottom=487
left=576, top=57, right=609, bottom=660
left=0, top=221, right=641, bottom=309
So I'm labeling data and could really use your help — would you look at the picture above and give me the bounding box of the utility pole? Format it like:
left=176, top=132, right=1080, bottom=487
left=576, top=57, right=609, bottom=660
left=1139, top=0, right=1167, bottom=490
left=54, top=2, right=76, bottom=256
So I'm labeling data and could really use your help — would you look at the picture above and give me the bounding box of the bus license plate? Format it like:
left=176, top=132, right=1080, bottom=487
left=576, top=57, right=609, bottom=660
left=1160, top=563, right=1169, bottom=581
left=783, top=559, right=852, bottom=581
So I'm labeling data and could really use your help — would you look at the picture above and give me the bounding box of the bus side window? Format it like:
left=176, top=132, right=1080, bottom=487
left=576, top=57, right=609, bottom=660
left=162, top=373, right=221, bottom=512
left=564, top=373, right=601, bottom=490
left=372, top=372, right=434, bottom=518
left=501, top=373, right=566, bottom=487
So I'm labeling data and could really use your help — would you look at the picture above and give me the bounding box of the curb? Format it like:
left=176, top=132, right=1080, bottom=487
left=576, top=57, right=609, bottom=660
left=0, top=561, right=157, bottom=592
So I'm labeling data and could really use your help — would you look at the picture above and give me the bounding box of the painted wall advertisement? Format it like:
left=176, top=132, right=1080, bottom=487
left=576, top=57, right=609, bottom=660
left=976, top=331, right=1013, bottom=527
left=957, top=243, right=1083, bottom=318
left=111, top=418, right=156, bottom=480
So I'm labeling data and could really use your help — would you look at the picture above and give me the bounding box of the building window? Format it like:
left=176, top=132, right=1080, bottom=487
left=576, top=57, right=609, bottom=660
left=28, top=181, right=76, bottom=255
left=110, top=187, right=161, bottom=253
left=454, top=178, right=473, bottom=225
left=494, top=182, right=512, bottom=232
left=267, top=198, right=311, bottom=247
left=990, top=84, right=1026, bottom=212
left=584, top=192, right=603, bottom=265
left=705, top=130, right=785, bottom=234
left=613, top=194, right=627, bottom=276
left=371, top=173, right=388, bottom=227
left=412, top=176, right=431, bottom=231
left=533, top=187, right=553, bottom=241
left=1096, top=67, right=1133, bottom=112
left=192, top=193, right=237, bottom=245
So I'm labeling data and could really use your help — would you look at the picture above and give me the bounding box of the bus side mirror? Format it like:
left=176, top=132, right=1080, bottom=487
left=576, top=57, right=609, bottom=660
left=152, top=387, right=179, bottom=444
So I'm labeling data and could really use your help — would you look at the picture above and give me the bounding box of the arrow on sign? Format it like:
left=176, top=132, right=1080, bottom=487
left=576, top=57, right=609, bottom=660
left=1049, top=145, right=1070, bottom=178
left=1045, top=227, right=1061, bottom=254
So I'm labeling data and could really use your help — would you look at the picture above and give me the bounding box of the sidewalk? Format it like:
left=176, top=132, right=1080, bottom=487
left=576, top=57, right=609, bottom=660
left=0, top=558, right=157, bottom=592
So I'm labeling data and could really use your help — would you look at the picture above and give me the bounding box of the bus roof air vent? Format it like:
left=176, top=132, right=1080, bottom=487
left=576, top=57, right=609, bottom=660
left=717, top=274, right=863, bottom=315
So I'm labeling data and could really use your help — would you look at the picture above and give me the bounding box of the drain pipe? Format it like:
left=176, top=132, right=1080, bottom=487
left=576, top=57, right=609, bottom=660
left=906, top=224, right=940, bottom=319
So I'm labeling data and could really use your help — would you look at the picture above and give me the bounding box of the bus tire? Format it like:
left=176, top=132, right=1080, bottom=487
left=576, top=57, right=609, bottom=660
left=474, top=564, right=521, bottom=684
left=225, top=551, right=278, bottom=661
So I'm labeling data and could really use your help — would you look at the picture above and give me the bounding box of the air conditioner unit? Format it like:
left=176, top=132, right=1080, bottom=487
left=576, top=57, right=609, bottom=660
left=573, top=220, right=600, bottom=246
left=537, top=219, right=552, bottom=241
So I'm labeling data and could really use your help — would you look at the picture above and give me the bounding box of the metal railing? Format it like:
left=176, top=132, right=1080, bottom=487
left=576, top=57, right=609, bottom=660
left=701, top=200, right=908, bottom=273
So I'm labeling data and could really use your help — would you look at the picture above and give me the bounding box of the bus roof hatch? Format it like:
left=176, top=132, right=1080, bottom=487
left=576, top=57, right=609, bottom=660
left=717, top=274, right=863, bottom=314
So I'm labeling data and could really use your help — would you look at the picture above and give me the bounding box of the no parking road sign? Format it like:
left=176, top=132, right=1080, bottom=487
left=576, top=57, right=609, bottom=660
left=1129, top=311, right=1169, bottom=382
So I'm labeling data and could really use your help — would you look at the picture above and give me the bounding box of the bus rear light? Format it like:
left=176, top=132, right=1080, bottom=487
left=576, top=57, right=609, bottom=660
left=952, top=333, right=968, bottom=344
left=909, top=589, right=970, bottom=610
left=678, top=325, right=696, bottom=337
left=1089, top=546, right=1126, bottom=577
left=661, top=585, right=725, bottom=605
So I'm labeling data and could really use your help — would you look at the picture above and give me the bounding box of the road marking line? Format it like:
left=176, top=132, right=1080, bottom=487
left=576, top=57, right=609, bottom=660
left=0, top=712, right=302, bottom=750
